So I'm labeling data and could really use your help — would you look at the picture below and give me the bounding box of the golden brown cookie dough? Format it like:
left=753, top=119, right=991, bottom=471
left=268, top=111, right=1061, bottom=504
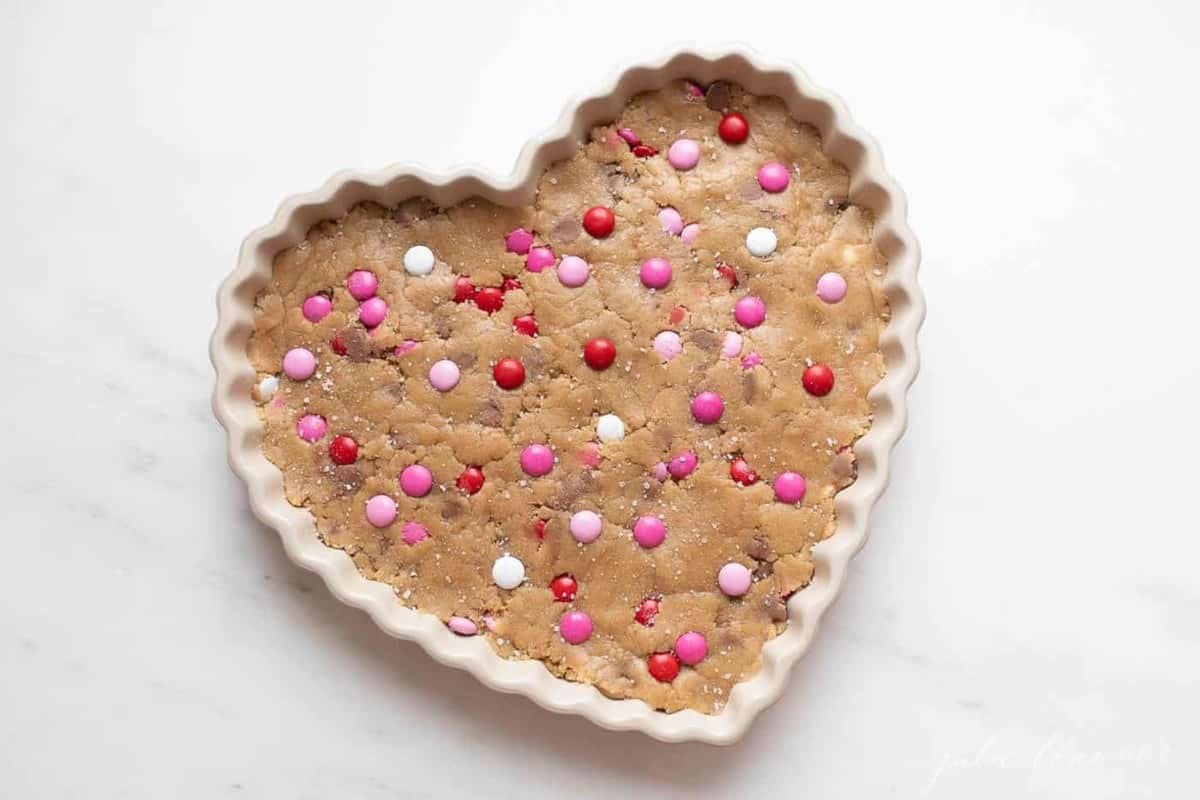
left=248, top=81, right=889, bottom=714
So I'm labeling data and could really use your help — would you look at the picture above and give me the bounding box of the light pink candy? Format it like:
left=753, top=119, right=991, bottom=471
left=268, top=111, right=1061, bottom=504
left=690, top=391, right=724, bottom=424
left=302, top=294, right=332, bottom=322
left=640, top=257, right=672, bottom=290
left=428, top=359, right=460, bottom=392
left=295, top=414, right=327, bottom=442
left=359, top=296, right=388, bottom=328
left=680, top=223, right=700, bottom=246
left=346, top=270, right=378, bottom=300
left=658, top=207, right=684, bottom=236
left=667, top=451, right=698, bottom=480
left=365, top=495, right=397, bottom=528
left=651, top=462, right=669, bottom=482
left=282, top=348, right=316, bottom=380
left=773, top=471, right=807, bottom=504
left=525, top=246, right=556, bottom=273
left=520, top=444, right=555, bottom=477
left=675, top=631, right=708, bottom=665
left=652, top=331, right=682, bottom=361
left=721, top=331, right=743, bottom=358
left=817, top=272, right=848, bottom=303
left=757, top=162, right=790, bottom=193
left=559, top=610, right=593, bottom=644
left=505, top=227, right=534, bottom=255
left=667, top=138, right=700, bottom=170
left=447, top=616, right=477, bottom=636
left=569, top=510, right=603, bottom=543
left=717, top=562, right=753, bottom=597
left=557, top=255, right=590, bottom=288
left=400, top=464, right=433, bottom=497
left=632, top=516, right=667, bottom=548
left=402, top=522, right=429, bottom=545
left=733, top=296, right=766, bottom=328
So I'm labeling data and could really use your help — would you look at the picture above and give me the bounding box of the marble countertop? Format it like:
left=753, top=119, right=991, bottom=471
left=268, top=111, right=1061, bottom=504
left=3, top=1, right=1197, bottom=797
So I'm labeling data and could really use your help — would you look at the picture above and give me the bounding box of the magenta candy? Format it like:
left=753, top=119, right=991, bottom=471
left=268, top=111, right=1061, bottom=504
left=295, top=414, right=327, bottom=442
left=557, top=255, right=590, bottom=287
left=667, top=138, right=701, bottom=170
left=639, top=257, right=673, bottom=289
left=733, top=295, right=766, bottom=328
left=559, top=610, right=594, bottom=644
left=681, top=223, right=700, bottom=246
left=675, top=631, right=708, bottom=665
left=346, top=269, right=378, bottom=301
left=773, top=471, right=807, bottom=504
left=817, top=271, right=848, bottom=303
left=690, top=391, right=725, bottom=424
left=394, top=339, right=419, bottom=356
left=667, top=451, right=698, bottom=480
left=400, top=464, right=433, bottom=497
left=525, top=246, right=556, bottom=273
left=717, top=562, right=753, bottom=597
left=658, top=207, right=684, bottom=236
left=365, top=494, right=397, bottom=528
left=402, top=522, right=429, bottom=545
left=505, top=227, right=534, bottom=255
left=359, top=296, right=388, bottom=328
left=520, top=444, right=555, bottom=477
left=632, top=516, right=667, bottom=548
left=616, top=127, right=640, bottom=146
left=757, top=162, right=790, bottom=193
left=282, top=348, right=316, bottom=380
left=448, top=616, right=477, bottom=636
left=302, top=294, right=332, bottom=322
left=741, top=351, right=763, bottom=369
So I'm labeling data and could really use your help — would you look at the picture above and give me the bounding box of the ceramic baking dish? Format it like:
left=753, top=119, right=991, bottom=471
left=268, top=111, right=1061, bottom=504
left=210, top=46, right=923, bottom=744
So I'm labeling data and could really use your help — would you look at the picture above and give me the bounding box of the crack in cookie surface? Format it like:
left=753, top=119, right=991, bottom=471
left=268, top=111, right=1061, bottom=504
left=249, top=80, right=889, bottom=714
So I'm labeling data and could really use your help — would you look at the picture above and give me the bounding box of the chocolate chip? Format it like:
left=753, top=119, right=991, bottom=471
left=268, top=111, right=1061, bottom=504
left=432, top=315, right=454, bottom=339
left=450, top=350, right=477, bottom=370
left=393, top=197, right=437, bottom=224
left=549, top=470, right=595, bottom=511
left=550, top=215, right=582, bottom=245
left=742, top=371, right=758, bottom=404
left=339, top=327, right=373, bottom=362
left=831, top=448, right=857, bottom=482
left=689, top=330, right=720, bottom=353
left=475, top=399, right=502, bottom=428
left=705, top=81, right=732, bottom=112
left=763, top=592, right=788, bottom=622
left=746, top=534, right=774, bottom=562
left=738, top=176, right=764, bottom=202
left=330, top=464, right=362, bottom=495
left=441, top=496, right=467, bottom=520
left=383, top=381, right=406, bottom=402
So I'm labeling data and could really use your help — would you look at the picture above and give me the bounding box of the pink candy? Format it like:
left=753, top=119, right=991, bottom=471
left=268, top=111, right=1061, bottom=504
left=650, top=462, right=670, bottom=482
left=346, top=269, right=378, bottom=300
left=675, top=631, right=708, bottom=665
left=667, top=138, right=701, bottom=170
left=691, top=391, right=725, bottom=424
left=667, top=451, right=698, bottom=480
left=640, top=257, right=673, bottom=289
left=773, top=471, right=807, bottom=504
left=741, top=351, right=763, bottom=369
left=394, top=339, right=419, bottom=356
left=428, top=359, right=460, bottom=392
left=505, top=227, right=534, bottom=255
left=302, top=294, right=332, bottom=322
left=652, top=330, right=682, bottom=361
left=717, top=562, right=753, bottom=597
left=616, top=127, right=640, bottom=146
left=448, top=616, right=478, bottom=636
left=365, top=494, right=397, bottom=528
left=681, top=223, right=700, bottom=246
left=817, top=271, right=848, bottom=303
left=559, top=610, right=593, bottom=644
left=557, top=255, right=590, bottom=287
left=520, top=444, right=555, bottom=477
left=359, top=296, right=388, bottom=328
left=569, top=510, right=603, bottom=543
left=402, top=522, right=429, bottom=545
left=757, top=162, right=790, bottom=193
left=733, top=295, right=766, bottom=328
left=721, top=331, right=743, bottom=358
left=400, top=464, right=433, bottom=497
left=632, top=516, right=667, bottom=548
left=525, top=246, right=556, bottom=273
left=295, top=414, right=327, bottom=442
left=658, top=207, right=684, bottom=236
left=282, top=348, right=316, bottom=380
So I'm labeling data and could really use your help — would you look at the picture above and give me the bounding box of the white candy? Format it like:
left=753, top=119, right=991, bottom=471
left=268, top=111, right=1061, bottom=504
left=258, top=375, right=279, bottom=403
left=403, top=245, right=436, bottom=276
left=746, top=227, right=778, bottom=257
left=596, top=413, right=626, bottom=443
left=491, top=555, right=525, bottom=590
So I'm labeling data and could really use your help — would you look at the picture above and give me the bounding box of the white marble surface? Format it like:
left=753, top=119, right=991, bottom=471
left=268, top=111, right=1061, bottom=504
left=3, top=1, right=1199, bottom=797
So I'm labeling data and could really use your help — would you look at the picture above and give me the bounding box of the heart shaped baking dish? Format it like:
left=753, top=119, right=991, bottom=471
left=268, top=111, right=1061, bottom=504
left=210, top=46, right=923, bottom=744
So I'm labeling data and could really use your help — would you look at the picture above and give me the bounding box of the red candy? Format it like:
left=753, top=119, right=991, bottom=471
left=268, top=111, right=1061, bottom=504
left=802, top=364, right=835, bottom=396
left=582, top=206, right=616, bottom=239
left=583, top=337, right=616, bottom=371
left=634, top=597, right=660, bottom=626
left=493, top=358, right=525, bottom=390
left=453, top=277, right=476, bottom=303
left=715, top=263, right=739, bottom=288
left=647, top=652, right=680, bottom=683
left=513, top=314, right=539, bottom=337
left=474, top=287, right=504, bottom=314
left=632, top=144, right=658, bottom=158
left=501, top=276, right=522, bottom=292
left=329, top=435, right=358, bottom=465
left=550, top=574, right=578, bottom=602
left=717, top=112, right=750, bottom=144
left=730, top=457, right=759, bottom=486
left=532, top=518, right=548, bottom=540
left=456, top=466, right=485, bottom=495
left=331, top=333, right=347, bottom=355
